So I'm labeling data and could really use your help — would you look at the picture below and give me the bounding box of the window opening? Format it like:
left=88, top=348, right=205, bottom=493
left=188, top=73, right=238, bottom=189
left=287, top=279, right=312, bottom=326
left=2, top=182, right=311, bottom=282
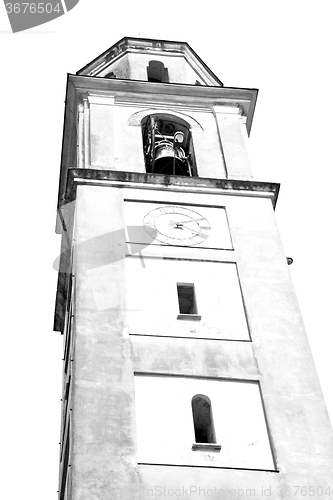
left=177, top=283, right=201, bottom=321
left=177, top=283, right=197, bottom=314
left=60, top=421, right=70, bottom=500
left=142, top=114, right=197, bottom=176
left=105, top=71, right=116, bottom=78
left=147, top=60, right=168, bottom=83
left=64, top=375, right=71, bottom=416
left=64, top=317, right=71, bottom=374
left=192, top=394, right=216, bottom=443
left=61, top=376, right=71, bottom=459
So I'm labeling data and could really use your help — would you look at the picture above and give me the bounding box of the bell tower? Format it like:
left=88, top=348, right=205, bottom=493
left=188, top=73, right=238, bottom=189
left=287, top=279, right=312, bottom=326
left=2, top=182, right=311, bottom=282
left=54, top=37, right=333, bottom=500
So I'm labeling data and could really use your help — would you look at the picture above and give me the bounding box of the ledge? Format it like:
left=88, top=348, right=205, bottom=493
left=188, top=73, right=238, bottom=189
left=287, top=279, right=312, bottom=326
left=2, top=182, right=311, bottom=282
left=177, top=314, right=202, bottom=321
left=192, top=443, right=221, bottom=452
left=60, top=169, right=280, bottom=215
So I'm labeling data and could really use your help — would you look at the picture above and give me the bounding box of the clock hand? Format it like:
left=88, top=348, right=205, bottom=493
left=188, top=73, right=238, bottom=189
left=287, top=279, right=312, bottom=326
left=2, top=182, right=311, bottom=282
left=167, top=220, right=201, bottom=235
left=167, top=220, right=189, bottom=229
left=175, top=221, right=199, bottom=230
left=175, top=223, right=201, bottom=236
left=167, top=220, right=184, bottom=229
left=173, top=222, right=194, bottom=231
left=176, top=217, right=205, bottom=224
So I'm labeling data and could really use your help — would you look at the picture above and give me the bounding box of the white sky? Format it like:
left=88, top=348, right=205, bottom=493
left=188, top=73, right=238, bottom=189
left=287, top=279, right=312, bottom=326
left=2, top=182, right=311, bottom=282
left=1, top=1, right=332, bottom=498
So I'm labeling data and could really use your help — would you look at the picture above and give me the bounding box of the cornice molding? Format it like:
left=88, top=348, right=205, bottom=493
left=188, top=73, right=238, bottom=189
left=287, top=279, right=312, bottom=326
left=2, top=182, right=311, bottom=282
left=76, top=36, right=223, bottom=86
left=62, top=169, right=279, bottom=210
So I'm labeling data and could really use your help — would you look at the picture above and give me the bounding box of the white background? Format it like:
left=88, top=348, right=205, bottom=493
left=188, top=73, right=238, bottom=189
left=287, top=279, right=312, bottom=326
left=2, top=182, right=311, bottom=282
left=1, top=1, right=332, bottom=498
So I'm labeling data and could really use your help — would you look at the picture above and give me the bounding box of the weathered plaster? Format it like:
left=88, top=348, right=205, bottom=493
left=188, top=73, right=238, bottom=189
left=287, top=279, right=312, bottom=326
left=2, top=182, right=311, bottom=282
left=59, top=182, right=333, bottom=500
left=55, top=39, right=333, bottom=500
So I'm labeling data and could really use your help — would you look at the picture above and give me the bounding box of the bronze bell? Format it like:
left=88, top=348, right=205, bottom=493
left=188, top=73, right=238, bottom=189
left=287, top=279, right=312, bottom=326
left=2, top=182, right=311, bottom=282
left=154, top=140, right=187, bottom=175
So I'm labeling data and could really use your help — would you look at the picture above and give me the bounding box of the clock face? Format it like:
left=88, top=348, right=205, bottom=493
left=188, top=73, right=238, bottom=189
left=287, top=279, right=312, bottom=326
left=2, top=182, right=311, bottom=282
left=143, top=205, right=211, bottom=246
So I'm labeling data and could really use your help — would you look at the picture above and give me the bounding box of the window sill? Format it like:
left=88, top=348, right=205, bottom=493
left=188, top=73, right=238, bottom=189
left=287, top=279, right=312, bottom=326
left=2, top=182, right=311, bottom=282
left=192, top=443, right=221, bottom=452
left=177, top=314, right=202, bottom=321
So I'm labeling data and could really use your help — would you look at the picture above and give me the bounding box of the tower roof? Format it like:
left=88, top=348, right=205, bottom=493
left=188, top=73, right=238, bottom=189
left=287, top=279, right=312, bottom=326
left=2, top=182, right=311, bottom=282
left=76, top=36, right=224, bottom=86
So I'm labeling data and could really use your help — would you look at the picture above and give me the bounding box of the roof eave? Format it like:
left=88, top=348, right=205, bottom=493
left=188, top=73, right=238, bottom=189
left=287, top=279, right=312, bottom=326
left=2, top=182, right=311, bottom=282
left=76, top=36, right=223, bottom=86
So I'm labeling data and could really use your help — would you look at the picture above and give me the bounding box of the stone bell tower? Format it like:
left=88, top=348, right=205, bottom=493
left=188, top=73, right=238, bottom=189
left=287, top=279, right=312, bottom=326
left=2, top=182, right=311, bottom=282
left=54, top=37, right=333, bottom=500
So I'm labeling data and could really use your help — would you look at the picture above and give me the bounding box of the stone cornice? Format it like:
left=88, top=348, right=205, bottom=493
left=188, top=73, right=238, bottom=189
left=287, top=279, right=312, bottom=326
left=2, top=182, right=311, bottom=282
left=76, top=36, right=224, bottom=86
left=69, top=74, right=258, bottom=134
left=63, top=169, right=279, bottom=210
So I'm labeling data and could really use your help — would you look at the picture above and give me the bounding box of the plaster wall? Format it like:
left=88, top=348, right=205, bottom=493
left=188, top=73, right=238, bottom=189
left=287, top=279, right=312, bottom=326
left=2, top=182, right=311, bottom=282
left=134, top=375, right=274, bottom=470
left=125, top=53, right=204, bottom=84
left=97, top=54, right=130, bottom=79
left=189, top=110, right=226, bottom=178
left=88, top=96, right=115, bottom=169
left=125, top=258, right=249, bottom=340
left=214, top=106, right=253, bottom=180
left=70, top=182, right=333, bottom=500
left=114, top=105, right=146, bottom=173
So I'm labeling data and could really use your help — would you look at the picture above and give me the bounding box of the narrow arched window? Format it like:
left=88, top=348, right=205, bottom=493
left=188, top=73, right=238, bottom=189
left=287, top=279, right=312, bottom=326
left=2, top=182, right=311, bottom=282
left=192, top=394, right=216, bottom=444
left=147, top=60, right=169, bottom=83
left=141, top=113, right=197, bottom=176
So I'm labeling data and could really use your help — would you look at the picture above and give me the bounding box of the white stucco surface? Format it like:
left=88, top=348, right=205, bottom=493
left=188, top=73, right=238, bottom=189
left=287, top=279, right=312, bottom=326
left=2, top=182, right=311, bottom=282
left=126, top=258, right=249, bottom=340
left=134, top=375, right=275, bottom=470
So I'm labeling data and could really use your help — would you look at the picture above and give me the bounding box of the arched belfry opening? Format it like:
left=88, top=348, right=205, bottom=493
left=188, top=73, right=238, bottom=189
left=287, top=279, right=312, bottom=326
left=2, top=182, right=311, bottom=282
left=191, top=394, right=216, bottom=444
left=141, top=113, right=197, bottom=176
left=147, top=60, right=169, bottom=83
